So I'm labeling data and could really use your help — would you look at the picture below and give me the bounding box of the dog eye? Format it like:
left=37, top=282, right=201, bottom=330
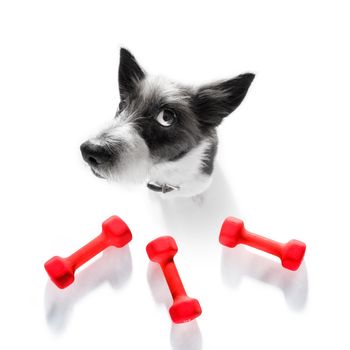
left=155, top=109, right=176, bottom=127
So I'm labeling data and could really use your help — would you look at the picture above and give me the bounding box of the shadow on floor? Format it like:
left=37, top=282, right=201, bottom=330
left=170, top=321, right=202, bottom=350
left=158, top=165, right=238, bottom=241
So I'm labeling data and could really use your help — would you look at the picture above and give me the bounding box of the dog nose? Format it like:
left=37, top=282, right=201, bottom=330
left=80, top=141, right=112, bottom=166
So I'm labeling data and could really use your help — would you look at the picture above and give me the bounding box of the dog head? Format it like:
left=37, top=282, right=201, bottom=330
left=81, top=48, right=254, bottom=184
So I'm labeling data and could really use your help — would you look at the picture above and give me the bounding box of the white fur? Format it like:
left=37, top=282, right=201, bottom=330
left=91, top=120, right=152, bottom=183
left=147, top=139, right=213, bottom=198
left=140, top=75, right=191, bottom=105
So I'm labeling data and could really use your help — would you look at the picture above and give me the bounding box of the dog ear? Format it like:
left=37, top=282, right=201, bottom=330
left=118, top=48, right=145, bottom=100
left=193, top=73, right=255, bottom=127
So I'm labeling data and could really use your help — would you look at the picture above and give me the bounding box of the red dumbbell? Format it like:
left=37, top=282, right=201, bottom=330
left=146, top=236, right=202, bottom=323
left=45, top=215, right=132, bottom=289
left=219, top=217, right=306, bottom=271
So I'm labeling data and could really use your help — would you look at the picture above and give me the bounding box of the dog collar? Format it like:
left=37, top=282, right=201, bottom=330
left=147, top=181, right=180, bottom=194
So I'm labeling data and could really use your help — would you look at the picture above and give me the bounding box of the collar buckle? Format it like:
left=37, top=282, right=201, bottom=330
left=147, top=181, right=180, bottom=194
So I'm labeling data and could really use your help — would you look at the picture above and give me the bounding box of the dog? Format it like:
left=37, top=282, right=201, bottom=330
left=80, top=48, right=254, bottom=198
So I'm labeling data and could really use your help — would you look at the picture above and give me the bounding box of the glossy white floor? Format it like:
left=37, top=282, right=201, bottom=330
left=1, top=1, right=350, bottom=349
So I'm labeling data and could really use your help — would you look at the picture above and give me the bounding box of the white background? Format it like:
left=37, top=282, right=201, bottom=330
left=1, top=1, right=349, bottom=349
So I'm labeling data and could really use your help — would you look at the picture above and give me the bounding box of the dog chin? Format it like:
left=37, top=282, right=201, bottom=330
left=90, top=167, right=106, bottom=179
left=90, top=162, right=151, bottom=185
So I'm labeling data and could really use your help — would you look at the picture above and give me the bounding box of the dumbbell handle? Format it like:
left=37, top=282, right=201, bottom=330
left=66, top=233, right=108, bottom=271
left=160, top=260, right=187, bottom=300
left=240, top=230, right=283, bottom=257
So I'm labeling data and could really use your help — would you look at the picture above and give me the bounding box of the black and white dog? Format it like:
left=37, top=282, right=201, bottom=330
left=81, top=48, right=254, bottom=198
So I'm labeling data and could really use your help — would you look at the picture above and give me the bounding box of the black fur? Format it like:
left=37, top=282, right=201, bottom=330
left=118, top=48, right=146, bottom=101
left=192, top=73, right=255, bottom=127
left=135, top=93, right=202, bottom=162
left=201, top=133, right=218, bottom=175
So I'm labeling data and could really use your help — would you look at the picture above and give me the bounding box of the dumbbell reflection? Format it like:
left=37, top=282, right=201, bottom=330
left=45, top=246, right=132, bottom=332
left=221, top=245, right=308, bottom=310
